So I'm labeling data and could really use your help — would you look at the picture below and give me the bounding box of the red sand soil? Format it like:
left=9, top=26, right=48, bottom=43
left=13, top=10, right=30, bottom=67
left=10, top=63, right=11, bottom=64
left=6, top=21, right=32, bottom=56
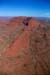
left=0, top=17, right=50, bottom=75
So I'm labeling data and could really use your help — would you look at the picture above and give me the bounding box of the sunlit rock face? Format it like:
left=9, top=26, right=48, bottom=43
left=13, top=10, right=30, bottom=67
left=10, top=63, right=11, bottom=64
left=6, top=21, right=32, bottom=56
left=0, top=17, right=50, bottom=75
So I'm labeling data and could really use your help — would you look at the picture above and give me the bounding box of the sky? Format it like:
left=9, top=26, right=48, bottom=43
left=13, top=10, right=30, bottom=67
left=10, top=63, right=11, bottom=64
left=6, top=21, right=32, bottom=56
left=0, top=0, right=50, bottom=17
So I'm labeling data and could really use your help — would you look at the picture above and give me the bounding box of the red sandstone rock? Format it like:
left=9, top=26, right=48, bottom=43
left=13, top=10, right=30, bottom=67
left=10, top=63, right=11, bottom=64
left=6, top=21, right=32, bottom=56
left=0, top=17, right=50, bottom=75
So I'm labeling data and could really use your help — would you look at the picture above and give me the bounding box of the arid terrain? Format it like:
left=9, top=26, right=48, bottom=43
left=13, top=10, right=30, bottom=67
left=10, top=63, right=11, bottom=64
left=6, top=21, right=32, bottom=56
left=0, top=16, right=50, bottom=75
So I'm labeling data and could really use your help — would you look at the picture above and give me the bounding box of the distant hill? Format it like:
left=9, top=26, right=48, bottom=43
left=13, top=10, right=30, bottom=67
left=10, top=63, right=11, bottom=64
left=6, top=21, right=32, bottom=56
left=0, top=16, right=12, bottom=20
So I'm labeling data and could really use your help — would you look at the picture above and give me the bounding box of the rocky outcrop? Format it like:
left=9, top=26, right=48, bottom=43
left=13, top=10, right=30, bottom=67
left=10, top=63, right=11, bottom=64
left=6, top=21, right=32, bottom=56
left=0, top=17, right=50, bottom=75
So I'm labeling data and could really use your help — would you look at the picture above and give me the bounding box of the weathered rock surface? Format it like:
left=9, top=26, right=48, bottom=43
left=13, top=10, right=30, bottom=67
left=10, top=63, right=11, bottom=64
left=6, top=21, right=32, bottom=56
left=0, top=17, right=50, bottom=75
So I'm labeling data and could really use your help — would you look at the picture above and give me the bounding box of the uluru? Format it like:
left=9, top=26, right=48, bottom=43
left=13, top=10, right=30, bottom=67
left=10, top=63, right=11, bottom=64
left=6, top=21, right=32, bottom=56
left=0, top=16, right=50, bottom=75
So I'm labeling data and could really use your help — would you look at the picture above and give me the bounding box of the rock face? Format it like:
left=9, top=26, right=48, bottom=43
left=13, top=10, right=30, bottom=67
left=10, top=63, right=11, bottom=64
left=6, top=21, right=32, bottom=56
left=0, top=17, right=50, bottom=75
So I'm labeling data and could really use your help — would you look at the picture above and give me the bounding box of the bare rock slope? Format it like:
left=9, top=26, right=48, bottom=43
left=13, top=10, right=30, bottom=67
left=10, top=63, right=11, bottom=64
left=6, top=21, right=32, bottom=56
left=0, top=17, right=50, bottom=75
